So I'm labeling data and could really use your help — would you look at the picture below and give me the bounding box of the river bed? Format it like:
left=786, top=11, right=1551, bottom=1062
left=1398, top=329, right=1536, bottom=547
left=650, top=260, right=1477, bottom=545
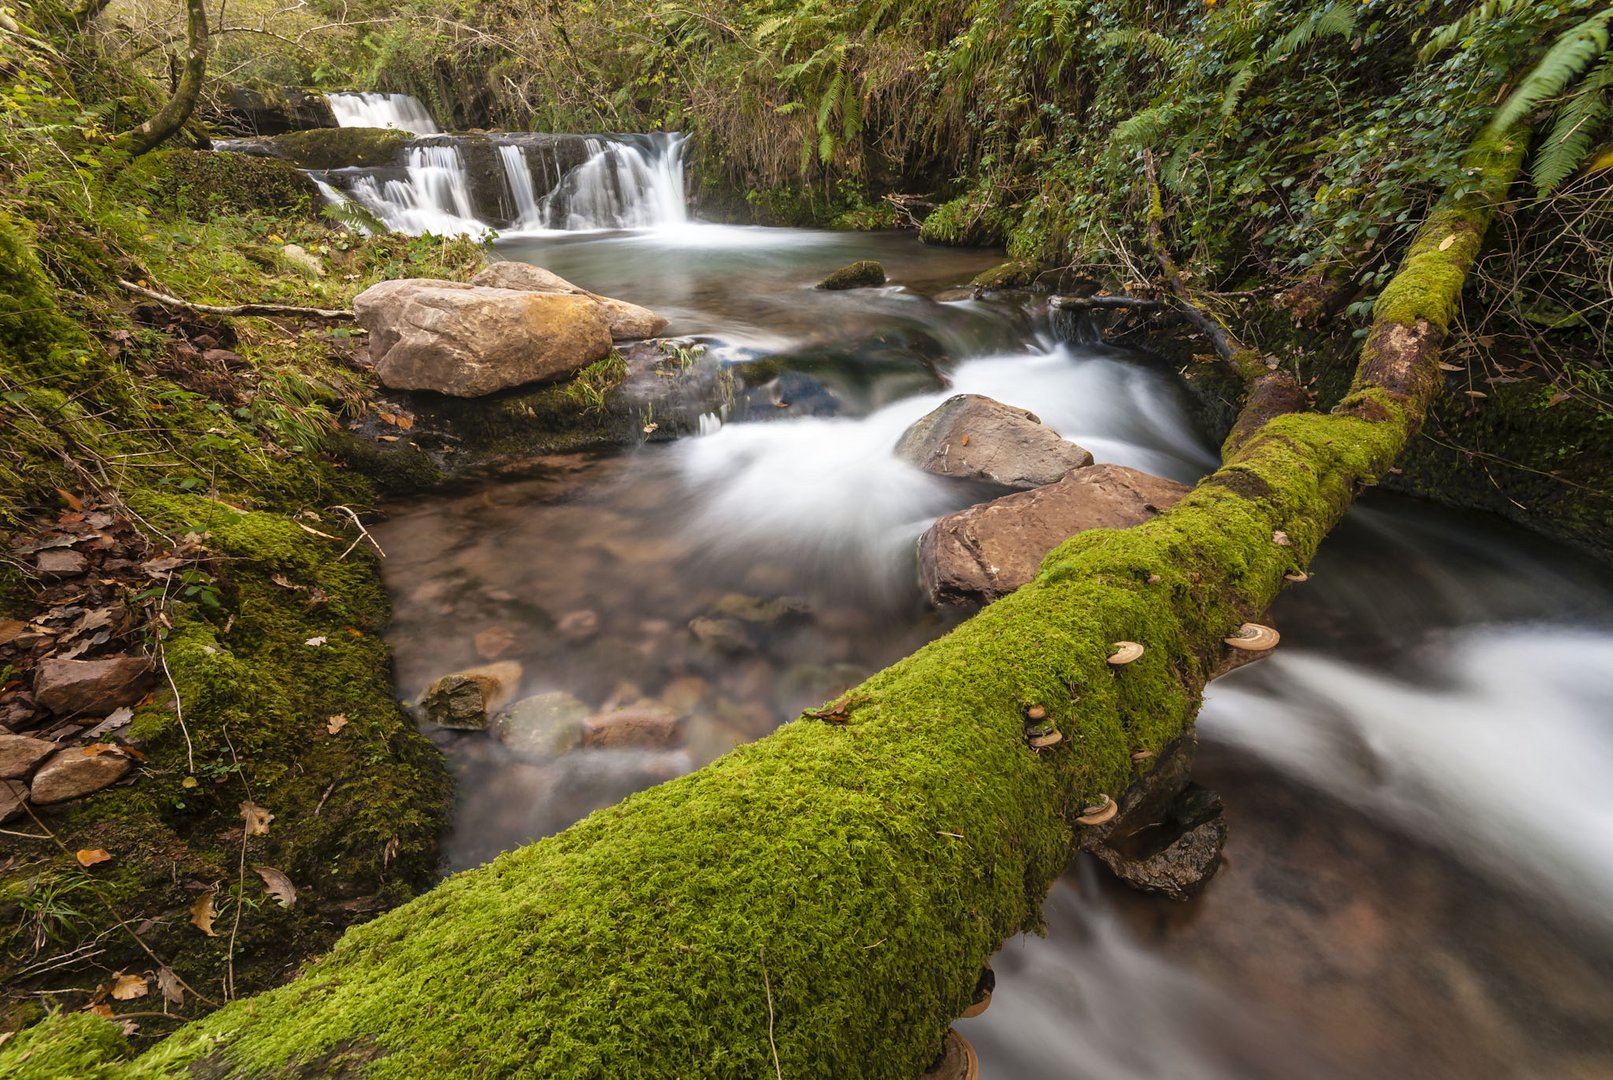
left=372, top=222, right=1613, bottom=1079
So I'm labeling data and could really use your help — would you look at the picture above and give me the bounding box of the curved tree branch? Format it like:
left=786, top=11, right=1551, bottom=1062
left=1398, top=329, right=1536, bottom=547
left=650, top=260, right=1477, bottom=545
left=112, top=0, right=208, bottom=159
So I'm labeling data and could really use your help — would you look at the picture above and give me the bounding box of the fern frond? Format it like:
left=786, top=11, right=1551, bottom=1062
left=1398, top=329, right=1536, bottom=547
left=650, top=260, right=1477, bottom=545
left=1098, top=28, right=1192, bottom=74
left=1532, top=52, right=1613, bottom=194
left=1108, top=100, right=1197, bottom=152
left=1488, top=9, right=1613, bottom=136
left=1420, top=0, right=1533, bottom=60
left=1220, top=62, right=1257, bottom=118
left=1266, top=3, right=1357, bottom=62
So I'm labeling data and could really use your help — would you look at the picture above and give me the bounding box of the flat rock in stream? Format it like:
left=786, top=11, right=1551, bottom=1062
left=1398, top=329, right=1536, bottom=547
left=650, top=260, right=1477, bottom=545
left=353, top=280, right=612, bottom=397
left=493, top=692, right=589, bottom=756
left=918, top=463, right=1190, bottom=606
left=471, top=262, right=669, bottom=342
left=422, top=661, right=523, bottom=730
left=895, top=393, right=1094, bottom=489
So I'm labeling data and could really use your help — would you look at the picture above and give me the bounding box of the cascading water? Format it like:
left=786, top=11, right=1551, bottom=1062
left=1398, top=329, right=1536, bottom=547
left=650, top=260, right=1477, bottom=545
left=534, top=135, right=689, bottom=230
left=326, top=91, right=440, bottom=135
left=346, top=144, right=483, bottom=237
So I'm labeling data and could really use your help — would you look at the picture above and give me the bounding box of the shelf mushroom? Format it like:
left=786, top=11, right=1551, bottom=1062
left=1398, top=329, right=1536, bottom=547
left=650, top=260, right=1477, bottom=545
left=1223, top=623, right=1280, bottom=652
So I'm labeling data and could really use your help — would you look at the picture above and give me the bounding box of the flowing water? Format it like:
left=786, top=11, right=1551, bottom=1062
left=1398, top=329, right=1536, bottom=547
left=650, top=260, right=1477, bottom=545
left=326, top=91, right=441, bottom=135
left=351, top=104, right=1613, bottom=1076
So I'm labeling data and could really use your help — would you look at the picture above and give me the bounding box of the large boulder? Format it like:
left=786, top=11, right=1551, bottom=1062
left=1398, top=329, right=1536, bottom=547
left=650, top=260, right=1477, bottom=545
left=895, top=393, right=1094, bottom=489
left=354, top=280, right=612, bottom=397
left=918, top=463, right=1191, bottom=605
left=471, top=262, right=668, bottom=342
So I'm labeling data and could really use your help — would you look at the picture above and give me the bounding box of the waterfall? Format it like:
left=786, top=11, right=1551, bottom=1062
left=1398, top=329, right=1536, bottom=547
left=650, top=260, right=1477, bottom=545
left=336, top=132, right=689, bottom=236
left=326, top=92, right=440, bottom=135
left=532, top=134, right=689, bottom=231
left=346, top=144, right=484, bottom=237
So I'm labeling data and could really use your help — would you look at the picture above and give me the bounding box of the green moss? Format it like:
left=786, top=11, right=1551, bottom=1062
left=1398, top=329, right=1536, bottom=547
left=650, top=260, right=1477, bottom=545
left=969, top=259, right=1043, bottom=290
left=816, top=260, right=886, bottom=290
left=265, top=128, right=411, bottom=171
left=0, top=1011, right=129, bottom=1078
left=918, top=195, right=1007, bottom=248
left=118, top=150, right=321, bottom=220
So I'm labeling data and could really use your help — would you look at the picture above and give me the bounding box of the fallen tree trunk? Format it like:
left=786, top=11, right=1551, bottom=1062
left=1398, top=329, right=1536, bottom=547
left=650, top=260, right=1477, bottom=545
left=3, top=135, right=1521, bottom=1078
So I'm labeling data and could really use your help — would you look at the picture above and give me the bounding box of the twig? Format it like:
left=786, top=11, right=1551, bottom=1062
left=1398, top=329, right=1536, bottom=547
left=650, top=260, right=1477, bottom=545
left=221, top=725, right=251, bottom=1001
left=157, top=572, right=197, bottom=776
left=328, top=504, right=385, bottom=559
left=760, top=947, right=783, bottom=1080
left=119, top=279, right=355, bottom=321
left=1049, top=294, right=1172, bottom=312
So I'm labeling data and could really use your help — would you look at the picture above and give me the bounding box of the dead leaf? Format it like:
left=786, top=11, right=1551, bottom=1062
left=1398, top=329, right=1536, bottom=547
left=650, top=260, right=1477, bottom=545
left=1437, top=234, right=1457, bottom=251
left=326, top=714, right=348, bottom=735
left=304, top=635, right=327, bottom=647
left=255, top=866, right=297, bottom=909
left=82, top=743, right=119, bottom=757
left=270, top=574, right=306, bottom=591
left=959, top=434, right=970, bottom=446
left=240, top=800, right=274, bottom=836
left=84, top=1003, right=116, bottom=1018
left=376, top=435, right=400, bottom=443
left=0, top=618, right=24, bottom=646
left=1464, top=390, right=1488, bottom=398
left=83, top=707, right=135, bottom=740
left=56, top=488, right=84, bottom=512
left=109, top=972, right=148, bottom=1001
left=1546, top=391, right=1571, bottom=407
left=76, top=848, right=113, bottom=868
left=190, top=890, right=219, bottom=936
left=156, top=965, right=185, bottom=1007
left=1272, top=530, right=1292, bottom=547
left=1437, top=362, right=1462, bottom=372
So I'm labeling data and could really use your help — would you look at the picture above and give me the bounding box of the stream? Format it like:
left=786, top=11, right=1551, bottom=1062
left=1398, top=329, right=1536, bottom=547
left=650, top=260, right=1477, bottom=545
left=331, top=99, right=1613, bottom=1078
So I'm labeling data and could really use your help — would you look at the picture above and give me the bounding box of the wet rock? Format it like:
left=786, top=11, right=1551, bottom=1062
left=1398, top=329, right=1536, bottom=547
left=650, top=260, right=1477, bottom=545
left=918, top=463, right=1191, bottom=606
left=817, top=260, right=886, bottom=290
left=261, top=127, right=410, bottom=170
left=471, top=262, right=669, bottom=342
left=30, top=749, right=133, bottom=804
left=422, top=661, right=522, bottom=730
left=0, top=734, right=57, bottom=779
left=1, top=778, right=26, bottom=822
left=473, top=626, right=522, bottom=661
left=213, top=85, right=337, bottom=136
left=688, top=615, right=753, bottom=654
left=353, top=279, right=613, bottom=397
left=493, top=692, right=589, bottom=756
left=659, top=676, right=710, bottom=716
left=709, top=594, right=812, bottom=625
left=582, top=705, right=683, bottom=749
left=895, top=393, right=1094, bottom=489
left=33, top=656, right=155, bottom=718
left=1091, top=784, right=1228, bottom=902
left=36, top=549, right=88, bottom=576
left=970, top=259, right=1043, bottom=291
left=557, top=609, right=600, bottom=642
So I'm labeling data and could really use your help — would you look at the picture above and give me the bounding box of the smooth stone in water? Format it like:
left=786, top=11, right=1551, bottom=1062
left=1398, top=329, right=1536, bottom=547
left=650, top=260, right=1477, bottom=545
left=581, top=705, right=683, bottom=749
left=688, top=615, right=753, bottom=654
left=30, top=749, right=132, bottom=804
left=493, top=692, right=590, bottom=756
left=918, top=463, right=1190, bottom=606
left=422, top=661, right=523, bottom=730
left=894, top=393, right=1094, bottom=489
left=816, top=260, right=886, bottom=290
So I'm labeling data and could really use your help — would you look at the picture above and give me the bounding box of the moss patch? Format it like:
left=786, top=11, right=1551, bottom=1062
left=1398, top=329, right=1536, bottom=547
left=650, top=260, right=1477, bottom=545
left=118, top=150, right=321, bottom=220
left=263, top=128, right=411, bottom=171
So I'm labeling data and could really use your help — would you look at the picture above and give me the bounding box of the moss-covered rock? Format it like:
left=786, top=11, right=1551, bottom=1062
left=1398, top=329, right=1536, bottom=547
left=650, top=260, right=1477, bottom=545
left=816, top=259, right=886, bottom=290
left=118, top=149, right=321, bottom=219
left=969, top=258, right=1043, bottom=290
left=919, top=194, right=1008, bottom=248
left=263, top=127, right=411, bottom=170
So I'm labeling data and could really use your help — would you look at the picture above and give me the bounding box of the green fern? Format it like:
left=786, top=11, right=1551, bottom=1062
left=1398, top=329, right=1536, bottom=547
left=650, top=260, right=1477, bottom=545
left=1098, top=28, right=1192, bottom=75
left=1266, top=3, right=1357, bottom=62
left=1532, top=51, right=1613, bottom=194
left=1108, top=100, right=1197, bottom=153
left=1488, top=8, right=1613, bottom=136
left=1420, top=0, right=1535, bottom=60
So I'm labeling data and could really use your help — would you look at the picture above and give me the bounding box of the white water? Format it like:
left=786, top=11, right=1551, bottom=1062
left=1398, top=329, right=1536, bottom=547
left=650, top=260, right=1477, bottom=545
left=531, top=134, right=689, bottom=231
left=347, top=144, right=485, bottom=237
left=498, top=144, right=545, bottom=229
left=326, top=91, right=440, bottom=135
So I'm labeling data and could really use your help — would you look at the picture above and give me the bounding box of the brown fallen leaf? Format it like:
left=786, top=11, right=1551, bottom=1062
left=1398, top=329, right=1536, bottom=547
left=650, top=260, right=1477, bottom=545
left=1546, top=391, right=1571, bottom=407
left=109, top=972, right=148, bottom=1000
left=255, top=866, right=297, bottom=909
left=240, top=800, right=274, bottom=836
left=1437, top=361, right=1462, bottom=372
left=83, top=1003, right=115, bottom=1018
left=0, top=618, right=24, bottom=646
left=326, top=714, right=348, bottom=735
left=76, top=848, right=113, bottom=868
left=959, top=434, right=970, bottom=446
left=156, top=965, right=185, bottom=1007
left=1437, top=234, right=1457, bottom=251
left=56, top=488, right=85, bottom=512
left=190, top=890, right=219, bottom=936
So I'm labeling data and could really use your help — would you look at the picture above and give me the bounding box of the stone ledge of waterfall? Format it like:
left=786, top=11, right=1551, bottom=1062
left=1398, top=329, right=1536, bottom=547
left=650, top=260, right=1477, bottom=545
left=895, top=393, right=1095, bottom=490
left=205, top=83, right=337, bottom=137
left=918, top=463, right=1191, bottom=607
left=473, top=262, right=669, bottom=342
left=353, top=279, right=613, bottom=397
left=816, top=259, right=887, bottom=290
left=255, top=126, right=413, bottom=170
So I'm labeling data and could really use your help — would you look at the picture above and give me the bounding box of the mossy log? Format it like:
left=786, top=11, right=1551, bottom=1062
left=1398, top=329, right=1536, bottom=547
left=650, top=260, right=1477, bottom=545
left=3, top=137, right=1523, bottom=1079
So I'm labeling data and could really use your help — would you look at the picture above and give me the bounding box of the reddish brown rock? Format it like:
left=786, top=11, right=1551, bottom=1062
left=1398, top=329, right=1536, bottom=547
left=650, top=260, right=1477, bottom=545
left=1, top=778, right=26, bottom=822
left=33, top=656, right=155, bottom=717
left=895, top=393, right=1094, bottom=489
left=582, top=706, right=683, bottom=749
left=29, top=748, right=133, bottom=804
left=919, top=463, right=1191, bottom=605
left=0, top=734, right=57, bottom=779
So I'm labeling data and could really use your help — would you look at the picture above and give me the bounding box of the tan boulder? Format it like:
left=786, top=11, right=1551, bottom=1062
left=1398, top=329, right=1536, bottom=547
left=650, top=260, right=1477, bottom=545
left=895, top=393, right=1093, bottom=489
left=421, top=661, right=524, bottom=730
left=919, top=463, right=1191, bottom=606
left=30, top=748, right=132, bottom=804
left=0, top=734, right=57, bottom=779
left=471, top=262, right=669, bottom=342
left=353, top=280, right=612, bottom=397
left=33, top=656, right=154, bottom=718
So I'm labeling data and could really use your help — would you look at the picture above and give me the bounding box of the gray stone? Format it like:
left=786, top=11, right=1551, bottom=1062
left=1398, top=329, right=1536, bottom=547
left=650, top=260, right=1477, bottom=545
left=470, top=262, right=669, bottom=342
left=353, top=279, right=613, bottom=397
left=0, top=734, right=57, bottom=779
left=688, top=616, right=753, bottom=654
left=918, top=463, right=1191, bottom=606
left=895, top=393, right=1093, bottom=489
left=1, top=778, right=26, bottom=822
left=33, top=656, right=155, bottom=718
left=421, top=661, right=522, bottom=730
left=29, top=748, right=133, bottom=804
left=493, top=692, right=589, bottom=757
